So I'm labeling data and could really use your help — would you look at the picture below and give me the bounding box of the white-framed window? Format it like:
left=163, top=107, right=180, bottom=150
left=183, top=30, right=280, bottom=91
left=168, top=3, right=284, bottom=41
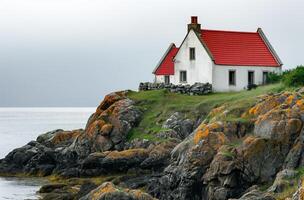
left=180, top=71, right=187, bottom=83
left=229, top=70, right=236, bottom=86
left=189, top=48, right=195, bottom=60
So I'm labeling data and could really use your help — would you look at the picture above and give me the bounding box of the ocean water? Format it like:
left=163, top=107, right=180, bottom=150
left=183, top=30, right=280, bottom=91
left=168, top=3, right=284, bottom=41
left=0, top=107, right=95, bottom=200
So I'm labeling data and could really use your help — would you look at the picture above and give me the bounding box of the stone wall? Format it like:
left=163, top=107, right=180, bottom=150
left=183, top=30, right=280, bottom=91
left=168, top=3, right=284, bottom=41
left=138, top=82, right=212, bottom=95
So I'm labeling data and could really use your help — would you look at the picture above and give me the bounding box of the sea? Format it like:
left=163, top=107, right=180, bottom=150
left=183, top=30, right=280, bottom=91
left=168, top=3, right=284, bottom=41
left=0, top=107, right=95, bottom=200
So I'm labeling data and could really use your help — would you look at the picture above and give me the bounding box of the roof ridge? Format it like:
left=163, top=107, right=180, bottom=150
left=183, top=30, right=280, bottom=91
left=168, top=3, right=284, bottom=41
left=201, top=29, right=257, bottom=34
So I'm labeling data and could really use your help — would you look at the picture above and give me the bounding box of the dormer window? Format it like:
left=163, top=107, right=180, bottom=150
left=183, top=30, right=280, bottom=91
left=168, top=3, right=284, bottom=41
left=190, top=48, right=195, bottom=60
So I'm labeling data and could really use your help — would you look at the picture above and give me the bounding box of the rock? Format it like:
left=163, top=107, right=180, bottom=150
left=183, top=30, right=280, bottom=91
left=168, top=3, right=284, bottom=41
left=140, top=140, right=179, bottom=169
left=80, top=182, right=157, bottom=200
left=148, top=121, right=229, bottom=200
left=231, top=189, right=275, bottom=200
left=39, top=183, right=77, bottom=200
left=202, top=145, right=248, bottom=200
left=80, top=149, right=150, bottom=176
left=162, top=112, right=194, bottom=139
left=37, top=129, right=83, bottom=148
left=268, top=169, right=298, bottom=193
left=74, top=92, right=142, bottom=157
left=76, top=182, right=98, bottom=199
left=39, top=183, right=67, bottom=193
left=37, top=129, right=63, bottom=145
left=239, top=136, right=288, bottom=183
left=124, top=139, right=155, bottom=150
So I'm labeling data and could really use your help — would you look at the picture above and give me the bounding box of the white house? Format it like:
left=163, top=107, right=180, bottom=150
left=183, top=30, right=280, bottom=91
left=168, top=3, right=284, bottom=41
left=152, top=16, right=283, bottom=91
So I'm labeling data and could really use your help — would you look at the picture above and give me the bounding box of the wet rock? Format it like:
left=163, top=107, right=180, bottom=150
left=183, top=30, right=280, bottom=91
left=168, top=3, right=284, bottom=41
left=39, top=183, right=67, bottom=193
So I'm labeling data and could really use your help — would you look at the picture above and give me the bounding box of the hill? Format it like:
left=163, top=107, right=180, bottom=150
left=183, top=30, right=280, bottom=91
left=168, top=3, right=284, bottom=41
left=1, top=83, right=304, bottom=200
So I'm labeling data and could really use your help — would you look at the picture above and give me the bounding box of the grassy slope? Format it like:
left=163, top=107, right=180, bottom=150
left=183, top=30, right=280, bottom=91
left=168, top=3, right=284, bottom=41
left=126, top=83, right=285, bottom=141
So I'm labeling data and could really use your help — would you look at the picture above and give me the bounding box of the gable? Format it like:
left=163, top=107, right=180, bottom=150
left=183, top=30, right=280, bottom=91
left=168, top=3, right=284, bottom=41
left=201, top=29, right=281, bottom=67
left=153, top=43, right=179, bottom=75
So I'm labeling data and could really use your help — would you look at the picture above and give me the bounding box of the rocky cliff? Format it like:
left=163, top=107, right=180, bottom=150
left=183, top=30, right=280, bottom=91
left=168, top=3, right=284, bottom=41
left=1, top=86, right=304, bottom=200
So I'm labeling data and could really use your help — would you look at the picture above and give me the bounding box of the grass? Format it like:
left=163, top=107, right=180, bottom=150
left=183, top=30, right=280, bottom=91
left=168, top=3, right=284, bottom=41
left=126, top=83, right=285, bottom=141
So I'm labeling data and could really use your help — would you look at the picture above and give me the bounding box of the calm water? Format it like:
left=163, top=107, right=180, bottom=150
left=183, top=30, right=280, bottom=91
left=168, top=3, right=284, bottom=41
left=0, top=107, right=95, bottom=200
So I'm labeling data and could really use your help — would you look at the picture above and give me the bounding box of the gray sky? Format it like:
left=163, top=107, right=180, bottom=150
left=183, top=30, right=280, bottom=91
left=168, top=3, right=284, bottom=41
left=0, top=0, right=303, bottom=107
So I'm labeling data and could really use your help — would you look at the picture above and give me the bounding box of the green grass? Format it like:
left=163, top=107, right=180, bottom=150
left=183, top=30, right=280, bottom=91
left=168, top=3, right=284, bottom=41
left=126, top=83, right=285, bottom=141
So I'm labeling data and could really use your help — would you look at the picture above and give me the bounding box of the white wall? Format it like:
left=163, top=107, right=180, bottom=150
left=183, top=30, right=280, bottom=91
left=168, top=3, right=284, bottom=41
left=171, top=30, right=213, bottom=85
left=212, top=65, right=281, bottom=91
left=155, top=75, right=174, bottom=83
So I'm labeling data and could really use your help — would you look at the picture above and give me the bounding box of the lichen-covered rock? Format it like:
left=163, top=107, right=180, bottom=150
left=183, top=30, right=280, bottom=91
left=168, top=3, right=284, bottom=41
left=162, top=112, right=194, bottom=139
left=147, top=120, right=230, bottom=200
left=37, top=129, right=83, bottom=148
left=80, top=149, right=150, bottom=176
left=268, top=169, right=298, bottom=193
left=80, top=182, right=157, bottom=200
left=74, top=92, right=142, bottom=157
left=202, top=145, right=248, bottom=200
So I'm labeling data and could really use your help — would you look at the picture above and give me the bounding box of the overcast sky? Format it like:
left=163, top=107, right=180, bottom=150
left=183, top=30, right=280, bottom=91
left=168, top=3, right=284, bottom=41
left=0, top=0, right=303, bottom=107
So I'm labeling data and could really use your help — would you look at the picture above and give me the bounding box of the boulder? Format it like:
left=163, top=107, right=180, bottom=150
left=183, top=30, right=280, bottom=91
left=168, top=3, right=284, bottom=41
left=73, top=92, right=142, bottom=157
left=267, top=169, right=298, bottom=193
left=80, top=149, right=150, bottom=176
left=80, top=182, right=157, bottom=200
left=162, top=112, right=194, bottom=139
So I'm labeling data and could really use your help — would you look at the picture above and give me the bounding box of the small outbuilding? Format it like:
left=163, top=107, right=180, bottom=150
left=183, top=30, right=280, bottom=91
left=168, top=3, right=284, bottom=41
left=153, top=16, right=282, bottom=91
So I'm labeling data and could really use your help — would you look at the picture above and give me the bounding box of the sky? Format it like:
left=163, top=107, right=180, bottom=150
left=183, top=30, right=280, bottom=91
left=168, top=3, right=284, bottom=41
left=0, top=0, right=303, bottom=107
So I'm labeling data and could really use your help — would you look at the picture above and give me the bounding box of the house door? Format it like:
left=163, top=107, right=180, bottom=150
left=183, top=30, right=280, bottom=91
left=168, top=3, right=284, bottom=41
left=263, top=72, right=268, bottom=84
left=248, top=71, right=254, bottom=85
left=164, top=76, right=170, bottom=85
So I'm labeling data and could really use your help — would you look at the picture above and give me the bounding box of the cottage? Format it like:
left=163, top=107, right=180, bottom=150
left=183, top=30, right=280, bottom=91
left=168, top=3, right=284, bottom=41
left=153, top=16, right=282, bottom=91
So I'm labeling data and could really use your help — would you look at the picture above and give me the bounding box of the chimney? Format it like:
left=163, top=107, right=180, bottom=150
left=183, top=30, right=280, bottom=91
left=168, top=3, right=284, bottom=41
left=188, top=16, right=201, bottom=33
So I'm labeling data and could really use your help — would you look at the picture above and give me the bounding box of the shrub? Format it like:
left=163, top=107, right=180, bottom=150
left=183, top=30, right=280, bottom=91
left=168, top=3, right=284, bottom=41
left=283, top=66, right=304, bottom=87
left=267, top=72, right=282, bottom=84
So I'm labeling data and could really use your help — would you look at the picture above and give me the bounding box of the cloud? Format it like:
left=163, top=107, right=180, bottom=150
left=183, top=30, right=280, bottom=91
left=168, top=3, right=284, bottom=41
left=0, top=0, right=303, bottom=106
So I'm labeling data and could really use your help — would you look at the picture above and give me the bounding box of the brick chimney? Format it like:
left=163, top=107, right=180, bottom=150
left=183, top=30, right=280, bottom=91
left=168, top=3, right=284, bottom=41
left=188, top=16, right=201, bottom=33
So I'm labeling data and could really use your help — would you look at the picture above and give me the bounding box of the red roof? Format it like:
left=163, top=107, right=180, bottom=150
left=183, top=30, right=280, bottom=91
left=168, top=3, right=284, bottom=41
left=154, top=44, right=179, bottom=75
left=201, top=29, right=280, bottom=67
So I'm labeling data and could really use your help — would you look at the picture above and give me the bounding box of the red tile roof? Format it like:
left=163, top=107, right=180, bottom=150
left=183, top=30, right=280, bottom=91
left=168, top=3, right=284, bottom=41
left=154, top=44, right=179, bottom=75
left=201, top=29, right=280, bottom=67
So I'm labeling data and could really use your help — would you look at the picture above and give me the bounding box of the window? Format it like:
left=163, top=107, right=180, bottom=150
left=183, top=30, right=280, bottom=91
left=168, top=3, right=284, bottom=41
left=263, top=72, right=268, bottom=85
left=248, top=71, right=255, bottom=85
left=229, top=70, right=236, bottom=86
left=164, top=75, right=170, bottom=85
left=180, top=71, right=187, bottom=83
left=189, top=48, right=195, bottom=60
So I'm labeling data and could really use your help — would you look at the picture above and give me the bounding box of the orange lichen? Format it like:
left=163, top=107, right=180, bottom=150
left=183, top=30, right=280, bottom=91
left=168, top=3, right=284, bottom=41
left=193, top=122, right=225, bottom=145
left=249, top=97, right=280, bottom=116
left=91, top=182, right=117, bottom=200
left=296, top=99, right=304, bottom=111
left=106, top=149, right=149, bottom=159
left=86, top=120, right=106, bottom=137
left=100, top=124, right=113, bottom=135
left=51, top=130, right=81, bottom=145
left=243, top=136, right=258, bottom=146
left=285, top=94, right=296, bottom=105
left=194, top=129, right=209, bottom=144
